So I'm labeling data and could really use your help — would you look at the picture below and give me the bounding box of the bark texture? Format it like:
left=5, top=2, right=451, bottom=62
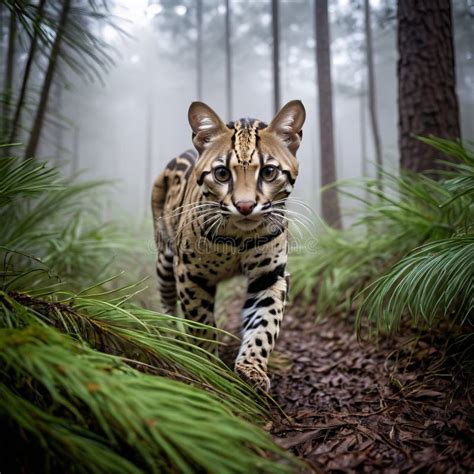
left=315, top=0, right=341, bottom=228
left=397, top=0, right=460, bottom=173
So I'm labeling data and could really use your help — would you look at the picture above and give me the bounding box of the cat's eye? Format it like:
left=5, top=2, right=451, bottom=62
left=260, top=165, right=278, bottom=182
left=214, top=166, right=231, bottom=183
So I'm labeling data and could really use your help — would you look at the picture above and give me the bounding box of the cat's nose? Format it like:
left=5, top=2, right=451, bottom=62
left=235, top=200, right=256, bottom=216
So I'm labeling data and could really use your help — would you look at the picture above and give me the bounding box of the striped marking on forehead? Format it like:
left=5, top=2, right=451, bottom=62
left=227, top=118, right=267, bottom=166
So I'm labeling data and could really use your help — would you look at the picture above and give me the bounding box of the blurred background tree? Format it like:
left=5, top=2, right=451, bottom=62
left=315, top=0, right=341, bottom=228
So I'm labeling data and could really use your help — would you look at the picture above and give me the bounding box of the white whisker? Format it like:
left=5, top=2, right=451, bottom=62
left=268, top=213, right=304, bottom=239
left=163, top=202, right=218, bottom=220
left=204, top=215, right=222, bottom=238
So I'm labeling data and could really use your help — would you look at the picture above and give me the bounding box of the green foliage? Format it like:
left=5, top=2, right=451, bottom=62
left=418, top=136, right=474, bottom=203
left=1, top=285, right=266, bottom=417
left=0, top=153, right=60, bottom=204
left=358, top=236, right=474, bottom=333
left=291, top=137, right=474, bottom=333
left=291, top=224, right=389, bottom=316
left=0, top=153, right=132, bottom=288
left=0, top=154, right=297, bottom=473
left=3, top=0, right=121, bottom=83
left=0, top=325, right=292, bottom=474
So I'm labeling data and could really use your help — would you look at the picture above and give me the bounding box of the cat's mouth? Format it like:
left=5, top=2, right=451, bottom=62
left=233, top=215, right=263, bottom=231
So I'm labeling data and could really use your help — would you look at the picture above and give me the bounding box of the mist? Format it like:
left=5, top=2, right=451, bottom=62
left=40, top=0, right=473, bottom=217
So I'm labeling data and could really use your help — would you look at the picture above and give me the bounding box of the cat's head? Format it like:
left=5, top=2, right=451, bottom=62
left=189, top=100, right=305, bottom=232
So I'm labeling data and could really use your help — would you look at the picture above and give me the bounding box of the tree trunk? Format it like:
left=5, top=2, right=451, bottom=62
left=145, top=96, right=153, bottom=210
left=2, top=8, right=17, bottom=141
left=224, top=0, right=232, bottom=121
left=397, top=0, right=460, bottom=173
left=196, top=0, right=203, bottom=100
left=271, top=0, right=280, bottom=114
left=364, top=0, right=383, bottom=180
left=360, top=90, right=367, bottom=177
left=10, top=0, right=47, bottom=145
left=53, top=75, right=63, bottom=163
left=315, top=0, right=341, bottom=229
left=25, top=0, right=71, bottom=159
left=72, top=124, right=79, bottom=175
left=0, top=4, right=4, bottom=89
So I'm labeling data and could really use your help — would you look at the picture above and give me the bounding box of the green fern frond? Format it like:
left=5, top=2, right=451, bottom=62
left=0, top=285, right=266, bottom=419
left=357, top=236, right=474, bottom=333
left=290, top=137, right=473, bottom=334
left=0, top=325, right=295, bottom=473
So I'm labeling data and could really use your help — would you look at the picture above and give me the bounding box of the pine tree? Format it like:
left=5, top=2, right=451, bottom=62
left=398, top=0, right=461, bottom=173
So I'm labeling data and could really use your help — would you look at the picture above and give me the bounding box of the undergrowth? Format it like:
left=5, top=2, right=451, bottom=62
left=291, top=137, right=474, bottom=335
left=0, top=150, right=297, bottom=473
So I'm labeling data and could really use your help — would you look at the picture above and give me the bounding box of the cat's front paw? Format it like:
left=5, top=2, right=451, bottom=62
left=235, top=362, right=271, bottom=393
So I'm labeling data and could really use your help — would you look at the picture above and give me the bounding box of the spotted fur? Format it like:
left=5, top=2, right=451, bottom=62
left=152, top=100, right=306, bottom=391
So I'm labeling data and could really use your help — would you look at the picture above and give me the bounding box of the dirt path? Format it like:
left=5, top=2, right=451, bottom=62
left=221, top=301, right=474, bottom=473
left=269, top=308, right=473, bottom=473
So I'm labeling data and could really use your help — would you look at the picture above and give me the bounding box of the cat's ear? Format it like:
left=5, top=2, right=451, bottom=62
left=188, top=102, right=228, bottom=153
left=267, top=100, right=306, bottom=155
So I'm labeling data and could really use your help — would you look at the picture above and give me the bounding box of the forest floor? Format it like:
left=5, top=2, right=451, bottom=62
left=220, top=297, right=474, bottom=473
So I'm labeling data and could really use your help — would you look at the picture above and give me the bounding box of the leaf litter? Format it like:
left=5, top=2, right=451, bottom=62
left=219, top=296, right=474, bottom=473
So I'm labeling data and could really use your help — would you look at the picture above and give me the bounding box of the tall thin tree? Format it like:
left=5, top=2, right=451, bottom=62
left=196, top=0, right=203, bottom=100
left=2, top=7, right=17, bottom=141
left=9, top=0, right=47, bottom=144
left=398, top=0, right=460, bottom=173
left=271, top=0, right=281, bottom=114
left=144, top=83, right=154, bottom=211
left=315, top=0, right=341, bottom=228
left=53, top=74, right=63, bottom=163
left=364, top=0, right=382, bottom=180
left=0, top=4, right=4, bottom=90
left=25, top=0, right=71, bottom=159
left=224, top=0, right=232, bottom=120
left=360, top=90, right=367, bottom=177
left=72, top=123, right=79, bottom=175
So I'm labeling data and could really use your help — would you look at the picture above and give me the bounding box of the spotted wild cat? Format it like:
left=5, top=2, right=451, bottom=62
left=152, top=100, right=306, bottom=391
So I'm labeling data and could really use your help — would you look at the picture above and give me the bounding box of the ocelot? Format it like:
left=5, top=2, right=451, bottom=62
left=152, top=100, right=306, bottom=391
